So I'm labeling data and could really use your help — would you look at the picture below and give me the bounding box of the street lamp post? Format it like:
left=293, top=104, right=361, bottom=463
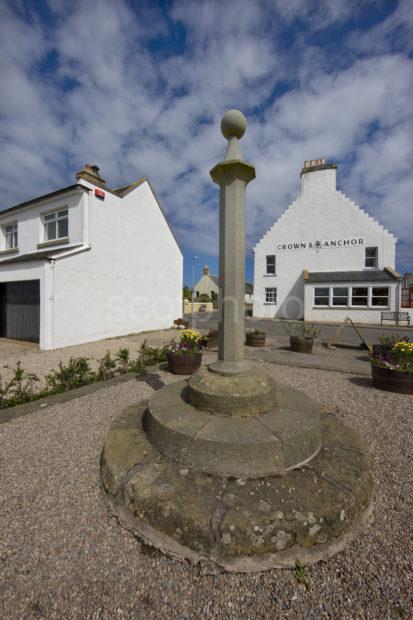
left=191, top=256, right=198, bottom=327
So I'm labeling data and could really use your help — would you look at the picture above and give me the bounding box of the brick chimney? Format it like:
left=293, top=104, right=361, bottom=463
left=300, top=158, right=337, bottom=193
left=76, top=164, right=106, bottom=188
left=203, top=264, right=210, bottom=276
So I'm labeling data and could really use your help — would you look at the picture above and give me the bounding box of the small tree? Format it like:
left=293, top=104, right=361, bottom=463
left=183, top=285, right=192, bottom=301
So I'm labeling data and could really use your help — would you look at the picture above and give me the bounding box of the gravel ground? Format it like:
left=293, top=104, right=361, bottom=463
left=0, top=356, right=412, bottom=619
left=0, top=330, right=364, bottom=389
left=0, top=329, right=188, bottom=388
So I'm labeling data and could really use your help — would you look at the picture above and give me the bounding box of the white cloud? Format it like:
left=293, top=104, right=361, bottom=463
left=0, top=0, right=411, bottom=271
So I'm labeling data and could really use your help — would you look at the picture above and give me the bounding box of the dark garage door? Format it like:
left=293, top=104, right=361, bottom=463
left=0, top=280, right=40, bottom=343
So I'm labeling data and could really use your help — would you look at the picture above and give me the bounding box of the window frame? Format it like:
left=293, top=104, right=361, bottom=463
left=266, top=254, right=276, bottom=275
left=350, top=286, right=368, bottom=307
left=264, top=287, right=277, bottom=304
left=42, top=208, right=69, bottom=242
left=314, top=287, right=330, bottom=307
left=312, top=285, right=390, bottom=309
left=365, top=247, right=378, bottom=268
left=332, top=286, right=349, bottom=306
left=371, top=286, right=390, bottom=307
left=4, top=222, right=18, bottom=250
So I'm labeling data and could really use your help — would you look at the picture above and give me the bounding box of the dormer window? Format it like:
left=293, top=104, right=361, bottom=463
left=365, top=247, right=378, bottom=268
left=43, top=209, right=68, bottom=241
left=5, top=223, right=18, bottom=249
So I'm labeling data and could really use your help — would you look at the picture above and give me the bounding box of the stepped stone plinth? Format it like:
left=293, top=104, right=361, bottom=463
left=100, top=110, right=372, bottom=571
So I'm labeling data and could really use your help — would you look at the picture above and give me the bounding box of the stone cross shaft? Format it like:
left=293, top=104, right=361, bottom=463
left=209, top=110, right=255, bottom=376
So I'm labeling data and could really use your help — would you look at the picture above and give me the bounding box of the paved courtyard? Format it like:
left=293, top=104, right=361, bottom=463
left=0, top=352, right=411, bottom=618
left=186, top=312, right=413, bottom=347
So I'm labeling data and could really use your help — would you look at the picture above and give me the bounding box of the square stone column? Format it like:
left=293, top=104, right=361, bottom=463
left=209, top=111, right=255, bottom=376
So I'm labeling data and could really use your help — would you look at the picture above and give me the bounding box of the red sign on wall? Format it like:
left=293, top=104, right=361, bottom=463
left=95, top=188, right=105, bottom=200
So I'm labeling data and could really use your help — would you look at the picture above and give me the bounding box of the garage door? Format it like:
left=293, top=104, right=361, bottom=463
left=0, top=280, right=40, bottom=343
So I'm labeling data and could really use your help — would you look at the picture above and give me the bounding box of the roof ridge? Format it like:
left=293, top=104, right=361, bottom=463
left=111, top=177, right=148, bottom=197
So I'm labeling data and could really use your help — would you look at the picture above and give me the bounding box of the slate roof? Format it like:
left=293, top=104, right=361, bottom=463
left=0, top=184, right=85, bottom=217
left=0, top=245, right=83, bottom=265
left=306, top=270, right=400, bottom=283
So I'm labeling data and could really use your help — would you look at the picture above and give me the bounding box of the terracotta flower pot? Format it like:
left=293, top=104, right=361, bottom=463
left=371, top=363, right=413, bottom=394
left=290, top=336, right=314, bottom=354
left=166, top=351, right=202, bottom=375
left=245, top=333, right=266, bottom=347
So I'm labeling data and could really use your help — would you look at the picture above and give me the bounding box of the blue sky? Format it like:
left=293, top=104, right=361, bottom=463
left=1, top=0, right=412, bottom=287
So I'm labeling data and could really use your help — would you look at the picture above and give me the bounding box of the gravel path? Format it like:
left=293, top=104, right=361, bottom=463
left=0, top=358, right=412, bottom=619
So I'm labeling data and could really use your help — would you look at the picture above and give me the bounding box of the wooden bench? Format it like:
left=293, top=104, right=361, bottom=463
left=381, top=311, right=410, bottom=326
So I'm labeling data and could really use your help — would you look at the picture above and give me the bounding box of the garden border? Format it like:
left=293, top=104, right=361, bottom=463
left=0, top=366, right=161, bottom=426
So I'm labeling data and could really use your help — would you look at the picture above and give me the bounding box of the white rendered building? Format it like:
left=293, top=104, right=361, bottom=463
left=0, top=165, right=182, bottom=349
left=195, top=265, right=253, bottom=303
left=253, top=159, right=407, bottom=324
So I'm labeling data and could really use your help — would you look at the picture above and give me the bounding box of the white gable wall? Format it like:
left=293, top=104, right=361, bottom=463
left=195, top=274, right=219, bottom=298
left=254, top=167, right=396, bottom=321
left=49, top=181, right=182, bottom=349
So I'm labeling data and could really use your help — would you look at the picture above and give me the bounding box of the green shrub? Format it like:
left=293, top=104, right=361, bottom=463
left=116, top=348, right=130, bottom=373
left=129, top=341, right=167, bottom=372
left=285, top=322, right=320, bottom=339
left=95, top=351, right=117, bottom=381
left=0, top=342, right=169, bottom=410
left=45, top=357, right=93, bottom=393
left=0, top=362, right=39, bottom=408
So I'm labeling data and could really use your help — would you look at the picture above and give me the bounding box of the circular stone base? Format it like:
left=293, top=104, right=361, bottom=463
left=101, top=403, right=373, bottom=572
left=144, top=380, right=322, bottom=477
left=187, top=366, right=277, bottom=416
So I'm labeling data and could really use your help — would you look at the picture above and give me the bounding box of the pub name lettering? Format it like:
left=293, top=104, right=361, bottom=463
left=275, top=238, right=365, bottom=251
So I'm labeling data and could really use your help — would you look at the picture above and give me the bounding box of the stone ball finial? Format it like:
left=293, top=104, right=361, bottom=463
left=221, top=109, right=247, bottom=140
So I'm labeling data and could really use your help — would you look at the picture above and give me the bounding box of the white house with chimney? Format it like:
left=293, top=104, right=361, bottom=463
left=253, top=159, right=409, bottom=325
left=0, top=164, right=182, bottom=349
left=195, top=265, right=254, bottom=303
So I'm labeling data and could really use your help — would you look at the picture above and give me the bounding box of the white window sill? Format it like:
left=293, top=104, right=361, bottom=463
left=37, top=237, right=69, bottom=249
left=0, top=247, right=19, bottom=255
left=263, top=274, right=276, bottom=277
left=312, top=306, right=390, bottom=310
left=263, top=302, right=277, bottom=305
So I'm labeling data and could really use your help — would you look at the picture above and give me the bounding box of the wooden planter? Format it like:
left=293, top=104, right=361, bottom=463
left=245, top=333, right=266, bottom=347
left=371, top=363, right=413, bottom=395
left=166, top=351, right=202, bottom=375
left=290, top=336, right=314, bottom=354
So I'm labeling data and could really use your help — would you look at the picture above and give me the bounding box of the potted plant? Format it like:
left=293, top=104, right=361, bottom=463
left=166, top=329, right=203, bottom=375
left=372, top=334, right=409, bottom=357
left=371, top=340, right=413, bottom=394
left=286, top=322, right=320, bottom=354
left=245, top=328, right=266, bottom=347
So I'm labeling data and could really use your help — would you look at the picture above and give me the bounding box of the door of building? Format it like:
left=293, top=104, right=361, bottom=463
left=0, top=280, right=40, bottom=342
